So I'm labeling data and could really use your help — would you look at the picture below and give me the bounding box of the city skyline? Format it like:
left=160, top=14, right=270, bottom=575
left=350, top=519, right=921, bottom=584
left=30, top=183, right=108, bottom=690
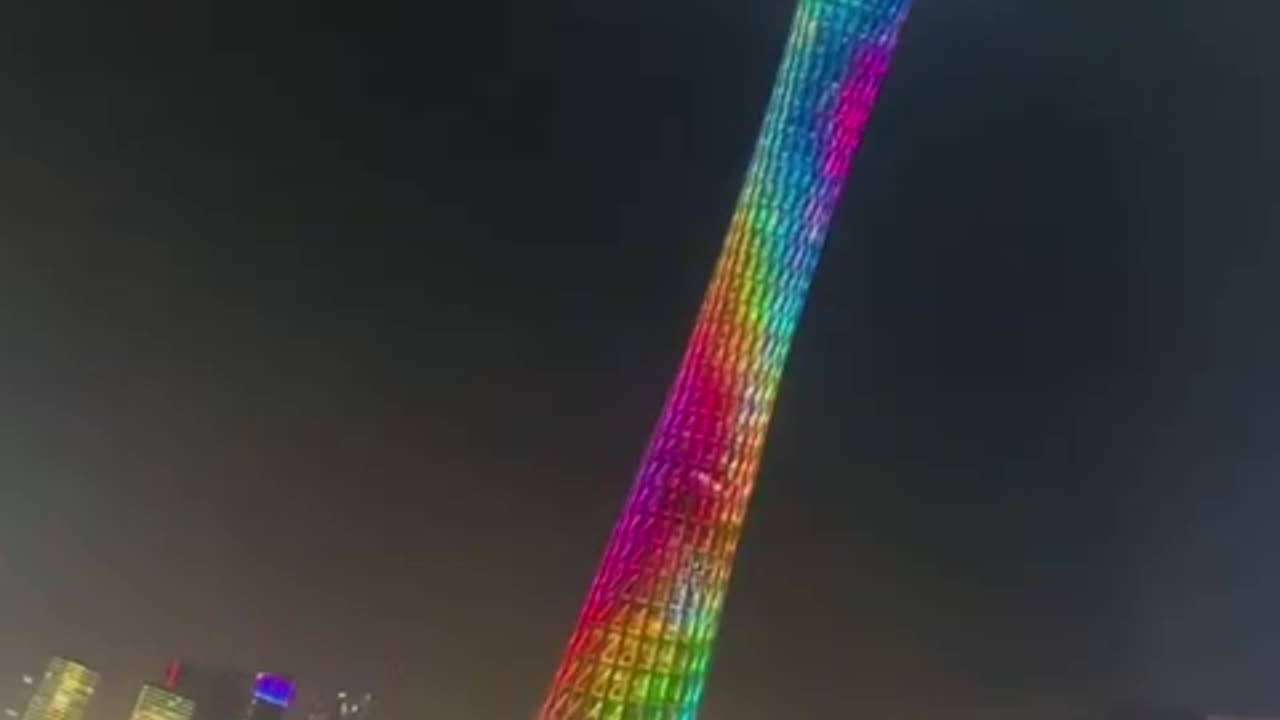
left=3, top=652, right=1280, bottom=720
left=2, top=660, right=360, bottom=720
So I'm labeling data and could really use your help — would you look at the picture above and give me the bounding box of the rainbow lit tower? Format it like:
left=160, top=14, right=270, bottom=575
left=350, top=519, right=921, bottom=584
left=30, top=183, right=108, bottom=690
left=539, top=0, right=912, bottom=717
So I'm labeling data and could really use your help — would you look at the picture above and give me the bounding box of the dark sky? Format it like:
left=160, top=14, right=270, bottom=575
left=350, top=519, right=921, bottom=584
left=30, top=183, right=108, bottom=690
left=0, top=0, right=1277, bottom=718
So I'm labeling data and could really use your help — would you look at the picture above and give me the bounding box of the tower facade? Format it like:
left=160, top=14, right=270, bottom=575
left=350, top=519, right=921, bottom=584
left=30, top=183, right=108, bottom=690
left=20, top=659, right=99, bottom=720
left=539, top=0, right=912, bottom=717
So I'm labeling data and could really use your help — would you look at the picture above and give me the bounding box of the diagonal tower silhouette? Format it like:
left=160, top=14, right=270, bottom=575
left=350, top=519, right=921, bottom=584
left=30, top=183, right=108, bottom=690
left=540, top=1, right=913, bottom=717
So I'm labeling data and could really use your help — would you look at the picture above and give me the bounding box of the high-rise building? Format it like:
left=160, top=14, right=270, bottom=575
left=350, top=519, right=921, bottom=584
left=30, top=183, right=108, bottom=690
left=19, top=659, right=99, bottom=720
left=128, top=686, right=195, bottom=720
left=3, top=673, right=37, bottom=720
left=164, top=664, right=294, bottom=720
left=537, top=0, right=913, bottom=717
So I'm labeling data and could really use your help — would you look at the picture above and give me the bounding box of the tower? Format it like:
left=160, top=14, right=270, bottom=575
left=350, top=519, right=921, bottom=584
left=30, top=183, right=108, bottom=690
left=539, top=0, right=913, bottom=717
left=20, top=659, right=99, bottom=720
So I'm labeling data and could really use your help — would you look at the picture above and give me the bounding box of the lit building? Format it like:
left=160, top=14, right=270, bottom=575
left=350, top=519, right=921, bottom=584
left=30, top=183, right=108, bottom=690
left=537, top=0, right=914, bottom=717
left=128, top=686, right=195, bottom=720
left=244, top=674, right=295, bottom=720
left=19, top=659, right=99, bottom=720
left=164, top=663, right=294, bottom=720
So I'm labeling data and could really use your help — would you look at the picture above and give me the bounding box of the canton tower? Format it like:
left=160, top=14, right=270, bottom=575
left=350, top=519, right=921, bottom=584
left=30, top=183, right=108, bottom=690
left=540, top=1, right=913, bottom=717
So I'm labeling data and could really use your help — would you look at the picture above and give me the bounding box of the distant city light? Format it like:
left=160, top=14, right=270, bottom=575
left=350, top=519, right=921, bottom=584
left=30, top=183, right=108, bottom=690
left=251, top=675, right=295, bottom=709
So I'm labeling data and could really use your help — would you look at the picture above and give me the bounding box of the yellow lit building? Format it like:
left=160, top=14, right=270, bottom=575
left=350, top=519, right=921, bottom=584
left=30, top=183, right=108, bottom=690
left=19, top=659, right=99, bottom=720
left=128, top=686, right=195, bottom=720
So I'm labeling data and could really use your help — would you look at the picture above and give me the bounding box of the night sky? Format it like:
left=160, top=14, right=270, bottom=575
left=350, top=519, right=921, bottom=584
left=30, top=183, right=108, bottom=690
left=0, top=0, right=1277, bottom=718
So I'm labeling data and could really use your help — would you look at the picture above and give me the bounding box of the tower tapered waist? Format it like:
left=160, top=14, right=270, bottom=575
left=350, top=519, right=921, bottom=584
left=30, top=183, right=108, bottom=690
left=539, top=2, right=913, bottom=717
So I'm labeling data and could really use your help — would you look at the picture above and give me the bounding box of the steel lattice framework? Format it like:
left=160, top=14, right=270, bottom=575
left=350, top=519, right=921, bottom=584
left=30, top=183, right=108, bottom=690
left=539, top=1, right=913, bottom=717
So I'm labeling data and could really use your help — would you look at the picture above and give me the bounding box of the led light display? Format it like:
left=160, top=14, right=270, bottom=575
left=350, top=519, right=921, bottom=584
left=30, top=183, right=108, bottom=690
left=538, top=1, right=912, bottom=718
left=251, top=675, right=294, bottom=709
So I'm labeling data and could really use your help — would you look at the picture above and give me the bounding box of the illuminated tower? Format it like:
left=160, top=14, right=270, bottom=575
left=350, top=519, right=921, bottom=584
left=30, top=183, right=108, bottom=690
left=539, top=0, right=913, bottom=717
left=19, top=659, right=99, bottom=720
left=128, top=686, right=196, bottom=720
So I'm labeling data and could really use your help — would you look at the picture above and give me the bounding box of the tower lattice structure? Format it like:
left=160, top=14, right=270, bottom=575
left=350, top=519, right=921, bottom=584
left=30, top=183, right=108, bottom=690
left=539, top=1, right=913, bottom=717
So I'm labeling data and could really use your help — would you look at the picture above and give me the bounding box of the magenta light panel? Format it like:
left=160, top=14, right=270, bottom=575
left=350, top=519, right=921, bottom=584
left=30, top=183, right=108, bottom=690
left=539, top=0, right=913, bottom=717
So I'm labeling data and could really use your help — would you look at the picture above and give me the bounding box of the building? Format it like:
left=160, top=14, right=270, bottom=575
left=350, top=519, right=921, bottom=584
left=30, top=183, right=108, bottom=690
left=3, top=673, right=37, bottom=720
left=243, top=674, right=295, bottom=720
left=19, top=659, right=99, bottom=720
left=164, top=664, right=294, bottom=720
left=128, top=686, right=195, bottom=720
left=536, top=0, right=914, bottom=717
